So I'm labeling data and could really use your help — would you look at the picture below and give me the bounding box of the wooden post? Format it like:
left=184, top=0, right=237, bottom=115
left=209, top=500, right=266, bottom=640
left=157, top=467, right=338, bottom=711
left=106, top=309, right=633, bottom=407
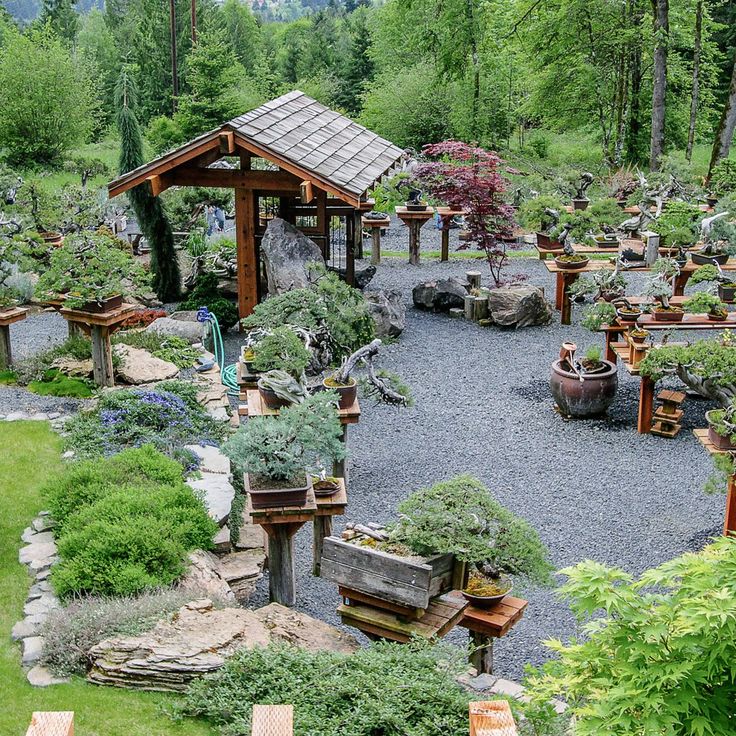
left=266, top=524, right=298, bottom=606
left=409, top=220, right=421, bottom=265
left=90, top=325, right=114, bottom=387
left=560, top=273, right=578, bottom=325
left=638, top=376, right=655, bottom=433
left=673, top=270, right=691, bottom=296
left=466, top=271, right=482, bottom=289
left=235, top=186, right=258, bottom=321
left=725, top=475, right=736, bottom=535
left=555, top=272, right=564, bottom=310
left=469, top=631, right=495, bottom=675
left=464, top=294, right=476, bottom=321
left=0, top=324, right=11, bottom=370
left=441, top=228, right=450, bottom=261
left=333, top=425, right=348, bottom=482
left=316, top=190, right=328, bottom=260
left=474, top=296, right=489, bottom=321
left=371, top=227, right=381, bottom=265
left=313, top=515, right=333, bottom=576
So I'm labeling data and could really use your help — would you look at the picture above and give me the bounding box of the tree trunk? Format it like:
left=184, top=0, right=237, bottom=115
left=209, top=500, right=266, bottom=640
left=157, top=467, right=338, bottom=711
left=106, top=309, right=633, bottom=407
left=625, top=0, right=644, bottom=163
left=614, top=49, right=628, bottom=165
left=707, top=54, right=736, bottom=182
left=686, top=0, right=703, bottom=162
left=467, top=0, right=480, bottom=140
left=649, top=0, right=669, bottom=171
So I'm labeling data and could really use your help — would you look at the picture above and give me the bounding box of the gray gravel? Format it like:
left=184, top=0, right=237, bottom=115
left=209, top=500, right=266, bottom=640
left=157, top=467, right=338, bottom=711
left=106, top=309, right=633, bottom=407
left=224, top=251, right=724, bottom=681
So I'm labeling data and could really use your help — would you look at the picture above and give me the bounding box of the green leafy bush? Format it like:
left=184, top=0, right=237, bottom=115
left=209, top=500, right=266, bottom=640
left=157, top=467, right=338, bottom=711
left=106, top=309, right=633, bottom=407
left=650, top=201, right=703, bottom=246
left=390, top=475, right=553, bottom=585
left=683, top=291, right=727, bottom=315
left=710, top=159, right=736, bottom=198
left=251, top=327, right=310, bottom=379
left=515, top=195, right=565, bottom=232
left=178, top=641, right=475, bottom=736
left=638, top=339, right=736, bottom=385
left=28, top=369, right=94, bottom=398
left=525, top=536, right=736, bottom=735
left=14, top=335, right=93, bottom=385
left=113, top=331, right=201, bottom=369
left=179, top=272, right=239, bottom=331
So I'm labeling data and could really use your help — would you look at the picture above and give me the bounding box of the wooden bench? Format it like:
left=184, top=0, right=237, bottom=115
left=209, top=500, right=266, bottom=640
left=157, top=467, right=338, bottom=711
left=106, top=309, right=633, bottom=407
left=26, top=712, right=74, bottom=736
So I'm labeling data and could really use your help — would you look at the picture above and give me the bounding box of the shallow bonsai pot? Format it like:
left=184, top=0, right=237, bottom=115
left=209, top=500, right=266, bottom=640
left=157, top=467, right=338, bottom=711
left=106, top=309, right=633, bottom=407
left=572, top=198, right=590, bottom=211
left=719, top=284, right=736, bottom=303
left=311, top=476, right=341, bottom=497
left=652, top=308, right=685, bottom=323
left=405, top=202, right=428, bottom=212
left=691, top=251, right=729, bottom=266
left=258, top=384, right=292, bottom=410
left=554, top=256, right=590, bottom=271
left=39, top=230, right=63, bottom=247
left=706, top=196, right=719, bottom=208
left=75, top=294, right=123, bottom=314
left=550, top=358, right=618, bottom=418
left=706, top=410, right=736, bottom=450
left=462, top=576, right=513, bottom=608
left=248, top=472, right=311, bottom=509
left=616, top=308, right=641, bottom=324
left=630, top=331, right=648, bottom=345
left=707, top=311, right=729, bottom=322
left=323, top=376, right=357, bottom=409
left=594, top=235, right=619, bottom=248
left=536, top=233, right=562, bottom=250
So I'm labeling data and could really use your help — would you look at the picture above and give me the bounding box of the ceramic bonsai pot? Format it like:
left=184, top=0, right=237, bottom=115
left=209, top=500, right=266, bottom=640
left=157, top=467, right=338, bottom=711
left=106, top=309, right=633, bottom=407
left=630, top=330, right=649, bottom=345
left=594, top=235, right=619, bottom=248
left=258, top=383, right=292, bottom=410
left=247, top=472, right=311, bottom=509
left=707, top=311, right=729, bottom=322
left=323, top=376, right=357, bottom=409
left=536, top=233, right=562, bottom=250
left=311, top=475, right=341, bottom=497
left=616, top=307, right=641, bottom=324
left=652, top=308, right=685, bottom=323
left=554, top=255, right=590, bottom=271
left=405, top=202, right=428, bottom=212
left=719, top=284, right=736, bottom=303
left=572, top=198, right=590, bottom=211
left=706, top=195, right=719, bottom=208
left=706, top=410, right=736, bottom=450
left=39, top=231, right=63, bottom=247
left=76, top=294, right=123, bottom=314
left=550, top=358, right=618, bottom=417
left=692, top=251, right=729, bottom=266
left=462, top=574, right=513, bottom=608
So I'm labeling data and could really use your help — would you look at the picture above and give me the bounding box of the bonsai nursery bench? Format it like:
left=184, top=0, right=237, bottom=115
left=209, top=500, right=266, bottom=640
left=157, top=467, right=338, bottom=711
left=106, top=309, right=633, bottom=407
left=361, top=215, right=391, bottom=265
left=0, top=306, right=28, bottom=369
left=395, top=206, right=435, bottom=265
left=436, top=207, right=466, bottom=262
left=693, top=428, right=736, bottom=535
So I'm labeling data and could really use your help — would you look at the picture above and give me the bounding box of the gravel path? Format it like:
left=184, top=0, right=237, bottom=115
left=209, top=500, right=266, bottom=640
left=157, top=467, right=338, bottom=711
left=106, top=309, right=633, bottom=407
left=226, top=251, right=723, bottom=680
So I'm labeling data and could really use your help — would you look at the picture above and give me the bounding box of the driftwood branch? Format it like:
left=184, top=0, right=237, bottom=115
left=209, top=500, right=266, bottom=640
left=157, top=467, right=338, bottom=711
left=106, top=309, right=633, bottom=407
left=336, top=338, right=382, bottom=383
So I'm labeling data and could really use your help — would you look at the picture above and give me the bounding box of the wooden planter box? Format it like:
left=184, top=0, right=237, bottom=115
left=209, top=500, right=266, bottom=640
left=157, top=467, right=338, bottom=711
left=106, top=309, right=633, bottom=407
left=320, top=536, right=455, bottom=609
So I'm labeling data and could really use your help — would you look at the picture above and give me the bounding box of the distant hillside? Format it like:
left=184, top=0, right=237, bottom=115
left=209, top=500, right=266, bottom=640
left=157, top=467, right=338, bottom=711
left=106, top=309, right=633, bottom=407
left=2, top=0, right=103, bottom=23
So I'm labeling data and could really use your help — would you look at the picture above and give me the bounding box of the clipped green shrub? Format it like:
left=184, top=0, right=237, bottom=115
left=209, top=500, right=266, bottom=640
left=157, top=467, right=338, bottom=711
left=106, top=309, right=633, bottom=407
left=112, top=331, right=201, bottom=369
left=178, top=641, right=475, bottom=736
left=251, top=326, right=310, bottom=378
left=27, top=368, right=94, bottom=398
left=179, top=272, right=239, bottom=331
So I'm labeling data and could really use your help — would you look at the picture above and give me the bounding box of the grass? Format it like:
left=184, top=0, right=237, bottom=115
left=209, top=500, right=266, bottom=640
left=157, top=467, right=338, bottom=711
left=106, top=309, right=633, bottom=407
left=380, top=249, right=536, bottom=259
left=0, top=421, right=215, bottom=736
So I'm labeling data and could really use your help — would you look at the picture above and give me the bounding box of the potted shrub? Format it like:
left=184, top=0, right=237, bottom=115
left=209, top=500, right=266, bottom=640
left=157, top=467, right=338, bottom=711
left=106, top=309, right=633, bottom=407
left=250, top=326, right=310, bottom=379
left=692, top=242, right=730, bottom=266
left=612, top=298, right=642, bottom=325
left=222, top=392, right=345, bottom=509
left=553, top=229, right=589, bottom=270
left=683, top=292, right=729, bottom=321
left=35, top=232, right=137, bottom=312
left=689, top=263, right=736, bottom=303
left=550, top=343, right=618, bottom=417
left=571, top=172, right=594, bottom=211
left=645, top=261, right=684, bottom=322
left=515, top=195, right=564, bottom=248
left=706, top=402, right=736, bottom=450
left=256, top=369, right=307, bottom=409
left=630, top=327, right=650, bottom=345
left=568, top=266, right=626, bottom=303
left=580, top=301, right=617, bottom=332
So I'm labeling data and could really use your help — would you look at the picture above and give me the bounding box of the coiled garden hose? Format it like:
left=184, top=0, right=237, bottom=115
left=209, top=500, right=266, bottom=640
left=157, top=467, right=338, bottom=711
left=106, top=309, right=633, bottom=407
left=196, top=307, right=240, bottom=396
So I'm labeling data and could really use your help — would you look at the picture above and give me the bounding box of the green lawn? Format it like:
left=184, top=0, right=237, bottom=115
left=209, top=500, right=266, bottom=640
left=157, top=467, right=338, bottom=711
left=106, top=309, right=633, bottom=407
left=0, top=421, right=215, bottom=736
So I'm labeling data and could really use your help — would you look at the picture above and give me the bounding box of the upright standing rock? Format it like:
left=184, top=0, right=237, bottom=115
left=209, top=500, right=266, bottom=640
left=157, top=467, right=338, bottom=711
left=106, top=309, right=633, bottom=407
left=487, top=286, right=553, bottom=327
left=364, top=289, right=406, bottom=337
left=260, top=218, right=325, bottom=295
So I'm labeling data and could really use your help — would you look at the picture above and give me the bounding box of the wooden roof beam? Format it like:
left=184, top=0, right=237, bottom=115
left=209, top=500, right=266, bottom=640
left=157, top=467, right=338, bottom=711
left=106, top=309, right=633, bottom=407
left=147, top=167, right=306, bottom=195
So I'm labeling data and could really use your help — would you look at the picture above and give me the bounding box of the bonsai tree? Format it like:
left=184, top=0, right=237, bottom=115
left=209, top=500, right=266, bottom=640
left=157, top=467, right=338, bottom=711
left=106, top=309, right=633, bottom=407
left=645, top=275, right=675, bottom=310
left=683, top=291, right=728, bottom=318
left=389, top=475, right=553, bottom=588
left=222, top=392, right=345, bottom=485
left=581, top=301, right=617, bottom=332
left=36, top=232, right=144, bottom=309
left=568, top=265, right=626, bottom=302
left=256, top=369, right=307, bottom=406
left=250, top=326, right=311, bottom=380
left=690, top=263, right=722, bottom=286
left=413, top=141, right=517, bottom=286
left=515, top=194, right=565, bottom=233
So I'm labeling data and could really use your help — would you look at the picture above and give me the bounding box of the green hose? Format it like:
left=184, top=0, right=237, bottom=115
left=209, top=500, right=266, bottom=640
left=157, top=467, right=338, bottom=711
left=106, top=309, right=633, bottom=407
left=201, top=310, right=239, bottom=396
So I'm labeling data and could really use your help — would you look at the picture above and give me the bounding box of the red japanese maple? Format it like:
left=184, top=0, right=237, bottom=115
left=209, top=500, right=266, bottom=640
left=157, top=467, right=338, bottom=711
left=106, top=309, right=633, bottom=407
left=413, top=140, right=517, bottom=285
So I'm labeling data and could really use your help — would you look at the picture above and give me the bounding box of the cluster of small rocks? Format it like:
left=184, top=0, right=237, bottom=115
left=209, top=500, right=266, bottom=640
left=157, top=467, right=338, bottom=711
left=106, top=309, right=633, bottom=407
left=12, top=513, right=68, bottom=687
left=0, top=411, right=69, bottom=428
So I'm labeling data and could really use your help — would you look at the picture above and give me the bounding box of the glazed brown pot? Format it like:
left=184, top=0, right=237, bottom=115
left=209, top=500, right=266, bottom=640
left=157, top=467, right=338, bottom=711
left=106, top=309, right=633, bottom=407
left=572, top=198, right=590, bottom=211
left=536, top=233, right=562, bottom=250
left=258, top=384, right=292, bottom=410
left=706, top=411, right=736, bottom=450
left=719, top=284, right=736, bottom=303
left=691, top=251, right=729, bottom=266
left=550, top=358, right=618, bottom=417
left=76, top=294, right=123, bottom=314
left=323, top=377, right=357, bottom=409
left=707, top=311, right=729, bottom=322
left=652, top=308, right=685, bottom=323
left=616, top=308, right=641, bottom=324
left=247, top=472, right=311, bottom=509
left=39, top=231, right=63, bottom=247
left=554, top=256, right=590, bottom=271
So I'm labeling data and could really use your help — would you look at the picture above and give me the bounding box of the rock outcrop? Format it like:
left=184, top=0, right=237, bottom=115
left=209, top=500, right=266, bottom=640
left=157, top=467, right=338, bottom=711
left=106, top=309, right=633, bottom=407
left=146, top=311, right=206, bottom=344
left=412, top=278, right=469, bottom=312
left=113, top=345, right=179, bottom=384
left=260, top=218, right=324, bottom=295
left=486, top=286, right=553, bottom=328
left=365, top=289, right=405, bottom=337
left=87, top=599, right=358, bottom=691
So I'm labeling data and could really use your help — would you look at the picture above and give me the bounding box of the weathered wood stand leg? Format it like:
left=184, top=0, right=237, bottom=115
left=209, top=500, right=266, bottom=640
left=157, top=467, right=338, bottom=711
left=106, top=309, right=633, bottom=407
left=333, top=425, right=348, bottom=483
left=67, top=321, right=83, bottom=338
left=605, top=328, right=623, bottom=364
left=409, top=221, right=421, bottom=265
left=313, top=515, right=333, bottom=576
left=441, top=228, right=450, bottom=262
left=637, top=376, right=655, bottom=434
left=725, top=475, right=736, bottom=535
left=91, top=325, right=114, bottom=387
left=560, top=273, right=578, bottom=325
left=264, top=523, right=301, bottom=607
left=469, top=631, right=495, bottom=675
left=673, top=272, right=691, bottom=296
left=555, top=273, right=564, bottom=310
left=371, top=229, right=381, bottom=265
left=0, top=325, right=11, bottom=370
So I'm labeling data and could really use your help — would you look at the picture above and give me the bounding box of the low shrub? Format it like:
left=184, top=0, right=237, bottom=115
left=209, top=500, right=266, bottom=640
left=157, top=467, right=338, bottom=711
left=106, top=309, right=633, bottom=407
left=63, top=382, right=226, bottom=466
left=178, top=641, right=475, bottom=736
left=41, top=588, right=205, bottom=676
left=14, top=335, right=93, bottom=385
left=113, top=331, right=201, bottom=369
left=27, top=368, right=94, bottom=398
left=179, top=272, right=239, bottom=331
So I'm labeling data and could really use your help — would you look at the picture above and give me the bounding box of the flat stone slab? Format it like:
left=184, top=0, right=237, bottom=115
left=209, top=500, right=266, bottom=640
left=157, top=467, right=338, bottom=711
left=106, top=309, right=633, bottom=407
left=22, top=636, right=45, bottom=666
left=12, top=619, right=38, bottom=641
left=29, top=555, right=58, bottom=573
left=19, top=542, right=57, bottom=566
left=22, top=529, right=55, bottom=545
left=24, top=594, right=60, bottom=617
left=26, top=665, right=69, bottom=687
left=187, top=473, right=234, bottom=527
left=185, top=444, right=231, bottom=474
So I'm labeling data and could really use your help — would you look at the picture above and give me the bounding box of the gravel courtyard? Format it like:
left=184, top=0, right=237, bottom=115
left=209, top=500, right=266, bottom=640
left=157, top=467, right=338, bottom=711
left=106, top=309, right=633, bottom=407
left=2, top=244, right=724, bottom=681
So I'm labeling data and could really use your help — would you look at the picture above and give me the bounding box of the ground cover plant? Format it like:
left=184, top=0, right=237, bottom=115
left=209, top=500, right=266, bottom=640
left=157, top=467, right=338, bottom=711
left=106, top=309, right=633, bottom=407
left=179, top=272, right=239, bottom=331
left=63, top=380, right=227, bottom=467
left=43, top=446, right=217, bottom=597
left=113, top=331, right=201, bottom=369
left=0, top=421, right=214, bottom=736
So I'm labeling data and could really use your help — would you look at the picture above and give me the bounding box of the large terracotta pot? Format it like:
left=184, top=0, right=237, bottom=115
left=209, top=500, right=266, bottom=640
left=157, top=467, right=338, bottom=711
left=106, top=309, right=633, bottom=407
left=550, top=359, right=618, bottom=417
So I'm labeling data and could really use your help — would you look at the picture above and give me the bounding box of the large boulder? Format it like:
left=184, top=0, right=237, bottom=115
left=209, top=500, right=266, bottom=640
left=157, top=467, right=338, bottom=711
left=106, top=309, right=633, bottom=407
left=412, top=277, right=469, bottom=312
left=487, top=286, right=553, bottom=328
left=329, top=264, right=376, bottom=290
left=365, top=289, right=405, bottom=337
left=146, top=311, right=206, bottom=344
left=87, top=599, right=358, bottom=691
left=113, top=345, right=179, bottom=384
left=260, top=218, right=325, bottom=295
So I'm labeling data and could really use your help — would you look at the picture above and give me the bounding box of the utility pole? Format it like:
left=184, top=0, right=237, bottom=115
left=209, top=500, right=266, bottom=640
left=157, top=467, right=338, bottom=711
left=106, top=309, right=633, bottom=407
left=169, top=0, right=179, bottom=112
left=191, top=0, right=197, bottom=43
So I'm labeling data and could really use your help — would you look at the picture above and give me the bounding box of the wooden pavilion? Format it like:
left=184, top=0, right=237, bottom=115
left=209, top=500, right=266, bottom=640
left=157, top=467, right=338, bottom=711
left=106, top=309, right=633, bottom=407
left=107, top=91, right=406, bottom=318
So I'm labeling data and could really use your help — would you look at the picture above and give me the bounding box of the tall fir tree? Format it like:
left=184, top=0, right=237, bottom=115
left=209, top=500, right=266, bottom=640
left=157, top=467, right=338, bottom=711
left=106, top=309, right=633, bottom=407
left=39, top=0, right=79, bottom=43
left=116, top=68, right=181, bottom=302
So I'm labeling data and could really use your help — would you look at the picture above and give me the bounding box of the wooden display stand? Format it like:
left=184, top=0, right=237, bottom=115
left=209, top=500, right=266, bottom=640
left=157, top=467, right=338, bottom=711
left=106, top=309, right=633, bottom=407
left=650, top=389, right=685, bottom=438
left=436, top=207, right=466, bottom=262
left=312, top=479, right=347, bottom=576
left=58, top=304, right=136, bottom=387
left=693, top=428, right=736, bottom=535
left=362, top=215, right=391, bottom=265
left=0, top=306, right=28, bottom=369
left=395, top=206, right=435, bottom=265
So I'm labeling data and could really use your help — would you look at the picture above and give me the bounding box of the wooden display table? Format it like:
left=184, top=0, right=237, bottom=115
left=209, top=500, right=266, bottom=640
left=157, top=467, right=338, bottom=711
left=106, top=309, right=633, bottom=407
left=58, top=303, right=136, bottom=386
left=694, top=428, right=736, bottom=535
left=337, top=591, right=468, bottom=642
left=395, top=206, right=435, bottom=265
left=312, top=479, right=347, bottom=576
left=0, top=307, right=28, bottom=369
left=448, top=591, right=528, bottom=675
left=362, top=215, right=391, bottom=265
left=436, top=207, right=466, bottom=262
